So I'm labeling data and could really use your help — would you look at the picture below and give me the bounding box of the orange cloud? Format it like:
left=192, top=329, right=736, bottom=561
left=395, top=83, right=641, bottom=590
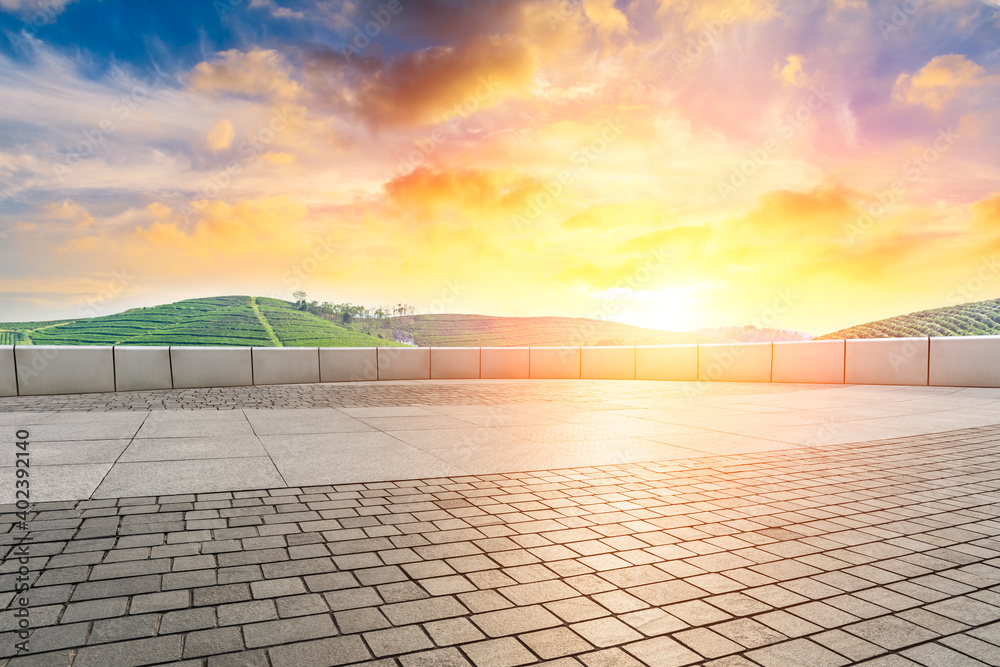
left=354, top=34, right=538, bottom=127
left=582, top=0, right=629, bottom=34
left=774, top=54, right=812, bottom=88
left=384, top=167, right=538, bottom=222
left=655, top=0, right=778, bottom=29
left=893, top=54, right=994, bottom=110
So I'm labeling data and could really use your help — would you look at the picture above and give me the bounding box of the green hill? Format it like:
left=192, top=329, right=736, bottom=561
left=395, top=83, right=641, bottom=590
left=818, top=298, right=1000, bottom=339
left=393, top=314, right=724, bottom=347
left=0, top=296, right=404, bottom=347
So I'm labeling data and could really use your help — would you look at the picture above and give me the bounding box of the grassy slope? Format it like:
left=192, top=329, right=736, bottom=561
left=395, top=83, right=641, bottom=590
left=817, top=298, right=1000, bottom=339
left=256, top=298, right=405, bottom=347
left=0, top=296, right=403, bottom=347
left=396, top=314, right=725, bottom=347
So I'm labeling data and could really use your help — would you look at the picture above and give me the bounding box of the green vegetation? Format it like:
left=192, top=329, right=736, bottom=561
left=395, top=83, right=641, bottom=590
left=0, top=296, right=404, bottom=347
left=0, top=331, right=25, bottom=345
left=818, top=298, right=1000, bottom=339
left=256, top=298, right=406, bottom=347
left=290, top=292, right=412, bottom=329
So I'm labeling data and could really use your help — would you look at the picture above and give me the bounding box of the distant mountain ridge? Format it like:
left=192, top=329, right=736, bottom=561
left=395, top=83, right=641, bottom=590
left=396, top=313, right=725, bottom=347
left=818, top=298, right=1000, bottom=339
left=693, top=326, right=813, bottom=342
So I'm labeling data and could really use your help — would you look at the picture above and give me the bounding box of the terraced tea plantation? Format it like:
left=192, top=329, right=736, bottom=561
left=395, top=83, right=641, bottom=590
left=0, top=296, right=403, bottom=347
left=255, top=298, right=405, bottom=347
left=819, top=297, right=1000, bottom=339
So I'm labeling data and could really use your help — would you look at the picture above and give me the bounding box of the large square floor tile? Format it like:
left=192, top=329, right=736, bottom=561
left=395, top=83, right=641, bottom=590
left=119, top=435, right=266, bottom=462
left=0, top=463, right=111, bottom=503
left=93, top=457, right=285, bottom=497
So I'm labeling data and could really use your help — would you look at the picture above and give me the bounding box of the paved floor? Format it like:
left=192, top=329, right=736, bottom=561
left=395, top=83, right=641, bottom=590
left=2, top=381, right=1000, bottom=502
left=0, top=380, right=999, bottom=666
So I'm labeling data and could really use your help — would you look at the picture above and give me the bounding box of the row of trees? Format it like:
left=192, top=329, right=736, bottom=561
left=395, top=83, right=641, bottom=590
left=291, top=292, right=415, bottom=326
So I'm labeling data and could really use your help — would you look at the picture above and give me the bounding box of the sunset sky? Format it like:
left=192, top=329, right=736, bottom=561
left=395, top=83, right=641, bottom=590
left=1, top=0, right=999, bottom=335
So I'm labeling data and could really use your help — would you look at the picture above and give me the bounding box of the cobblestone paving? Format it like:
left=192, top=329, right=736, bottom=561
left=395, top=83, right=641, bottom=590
left=0, top=380, right=828, bottom=412
left=2, top=425, right=999, bottom=666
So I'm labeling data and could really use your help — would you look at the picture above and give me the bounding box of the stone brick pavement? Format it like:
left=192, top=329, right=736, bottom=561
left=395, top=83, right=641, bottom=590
left=0, top=380, right=825, bottom=412
left=2, top=424, right=999, bottom=666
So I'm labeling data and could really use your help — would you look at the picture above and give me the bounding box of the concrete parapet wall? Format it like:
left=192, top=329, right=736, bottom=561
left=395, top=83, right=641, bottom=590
left=698, top=343, right=772, bottom=382
left=253, top=347, right=320, bottom=386
left=581, top=346, right=635, bottom=380
left=635, top=345, right=698, bottom=381
left=0, top=346, right=17, bottom=397
left=529, top=347, right=581, bottom=379
left=378, top=347, right=430, bottom=380
left=171, top=347, right=253, bottom=389
left=772, top=340, right=845, bottom=384
left=431, top=348, right=480, bottom=379
left=845, top=338, right=928, bottom=386
left=319, top=348, right=378, bottom=382
left=15, top=345, right=116, bottom=396
left=115, top=346, right=173, bottom=392
left=481, top=348, right=529, bottom=379
left=4, top=337, right=1000, bottom=396
left=929, top=336, right=1000, bottom=387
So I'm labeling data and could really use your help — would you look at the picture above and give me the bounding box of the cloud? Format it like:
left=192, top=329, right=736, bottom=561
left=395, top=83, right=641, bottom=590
left=261, top=151, right=296, bottom=165
left=206, top=119, right=235, bottom=150
left=352, top=34, right=538, bottom=127
left=893, top=54, right=995, bottom=110
left=0, top=0, right=78, bottom=19
left=43, top=200, right=95, bottom=230
left=775, top=54, right=812, bottom=88
left=383, top=166, right=538, bottom=224
left=189, top=49, right=303, bottom=103
left=249, top=0, right=305, bottom=20
left=655, top=0, right=779, bottom=29
left=582, top=0, right=629, bottom=34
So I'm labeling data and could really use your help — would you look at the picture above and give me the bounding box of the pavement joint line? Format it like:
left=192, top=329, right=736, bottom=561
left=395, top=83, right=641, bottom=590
left=241, top=408, right=290, bottom=490
left=87, top=412, right=151, bottom=502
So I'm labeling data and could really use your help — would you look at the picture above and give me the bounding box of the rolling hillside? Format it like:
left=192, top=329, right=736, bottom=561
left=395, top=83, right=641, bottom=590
left=0, top=296, right=403, bottom=347
left=693, top=326, right=812, bottom=342
left=393, top=314, right=724, bottom=347
left=817, top=298, right=1000, bottom=339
